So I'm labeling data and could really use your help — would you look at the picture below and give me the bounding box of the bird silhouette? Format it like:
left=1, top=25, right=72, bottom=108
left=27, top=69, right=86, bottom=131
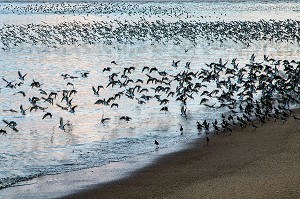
left=42, top=112, right=52, bottom=119
left=101, top=114, right=110, bottom=124
left=59, top=117, right=69, bottom=131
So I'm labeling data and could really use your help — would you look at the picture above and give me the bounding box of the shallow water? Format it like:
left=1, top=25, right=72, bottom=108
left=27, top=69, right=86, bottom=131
left=0, top=1, right=300, bottom=198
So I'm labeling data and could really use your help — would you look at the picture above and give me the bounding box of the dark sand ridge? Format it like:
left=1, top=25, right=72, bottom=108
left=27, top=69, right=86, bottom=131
left=60, top=109, right=300, bottom=199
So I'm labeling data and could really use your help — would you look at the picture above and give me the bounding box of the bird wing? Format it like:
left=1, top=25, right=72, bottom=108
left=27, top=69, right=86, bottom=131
left=2, top=119, right=9, bottom=125
left=2, top=78, right=8, bottom=83
left=92, top=86, right=97, bottom=93
left=42, top=113, right=47, bottom=119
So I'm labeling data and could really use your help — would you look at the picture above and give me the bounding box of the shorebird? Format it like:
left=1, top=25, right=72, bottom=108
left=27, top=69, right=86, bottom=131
left=0, top=129, right=7, bottom=135
left=3, top=119, right=17, bottom=127
left=48, top=92, right=58, bottom=99
left=67, top=82, right=74, bottom=88
left=20, top=105, right=29, bottom=115
left=69, top=89, right=77, bottom=97
left=160, top=106, right=168, bottom=112
left=41, top=96, right=53, bottom=105
left=30, top=79, right=42, bottom=88
left=92, top=86, right=103, bottom=96
left=185, top=61, right=191, bottom=69
left=212, top=123, right=220, bottom=132
left=95, top=98, right=110, bottom=106
left=120, top=116, right=131, bottom=122
left=142, top=66, right=150, bottom=73
left=14, top=91, right=26, bottom=97
left=200, top=98, right=209, bottom=105
left=66, top=97, right=73, bottom=107
left=180, top=106, right=187, bottom=117
left=149, top=67, right=158, bottom=73
left=206, top=137, right=210, bottom=146
left=103, top=67, right=111, bottom=72
left=56, top=103, right=68, bottom=110
left=59, top=117, right=69, bottom=131
left=135, top=79, right=143, bottom=84
left=81, top=72, right=89, bottom=78
left=154, top=140, right=159, bottom=146
left=203, top=120, right=210, bottom=132
left=172, top=60, right=180, bottom=68
left=38, top=89, right=47, bottom=95
left=110, top=103, right=119, bottom=108
left=196, top=121, right=203, bottom=131
left=101, top=114, right=110, bottom=124
left=14, top=81, right=23, bottom=87
left=68, top=105, right=77, bottom=113
left=2, top=120, right=18, bottom=132
left=2, top=78, right=16, bottom=89
left=42, top=112, right=52, bottom=119
left=18, top=71, right=27, bottom=81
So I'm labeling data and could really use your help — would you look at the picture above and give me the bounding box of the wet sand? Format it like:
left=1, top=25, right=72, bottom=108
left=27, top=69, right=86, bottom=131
left=61, top=109, right=300, bottom=199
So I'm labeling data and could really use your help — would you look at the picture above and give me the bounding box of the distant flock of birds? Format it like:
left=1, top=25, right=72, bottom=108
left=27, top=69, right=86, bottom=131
left=0, top=2, right=189, bottom=17
left=1, top=7, right=300, bottom=50
left=1, top=55, right=299, bottom=138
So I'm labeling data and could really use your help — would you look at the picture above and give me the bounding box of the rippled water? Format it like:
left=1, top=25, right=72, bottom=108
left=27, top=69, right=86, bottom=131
left=0, top=0, right=300, bottom=196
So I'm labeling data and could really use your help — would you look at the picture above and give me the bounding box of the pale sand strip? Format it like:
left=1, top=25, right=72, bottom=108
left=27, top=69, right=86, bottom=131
left=61, top=109, right=300, bottom=199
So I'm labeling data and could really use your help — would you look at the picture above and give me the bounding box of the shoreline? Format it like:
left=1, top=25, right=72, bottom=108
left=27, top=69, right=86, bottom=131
left=0, top=132, right=198, bottom=199
left=60, top=109, right=300, bottom=199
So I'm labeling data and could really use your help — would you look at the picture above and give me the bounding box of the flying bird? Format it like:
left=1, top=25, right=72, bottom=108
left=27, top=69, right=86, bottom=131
left=59, top=117, right=70, bottom=131
left=42, top=112, right=52, bottom=119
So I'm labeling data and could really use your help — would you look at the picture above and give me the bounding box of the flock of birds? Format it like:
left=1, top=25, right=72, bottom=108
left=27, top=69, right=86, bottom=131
left=1, top=1, right=300, bottom=50
left=1, top=54, right=299, bottom=140
left=1, top=18, right=300, bottom=50
left=1, top=2, right=300, bottom=193
left=0, top=2, right=300, bottom=143
left=0, top=2, right=189, bottom=17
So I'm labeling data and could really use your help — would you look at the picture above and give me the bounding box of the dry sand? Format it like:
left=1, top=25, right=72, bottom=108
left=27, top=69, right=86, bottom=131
left=60, top=109, right=300, bottom=199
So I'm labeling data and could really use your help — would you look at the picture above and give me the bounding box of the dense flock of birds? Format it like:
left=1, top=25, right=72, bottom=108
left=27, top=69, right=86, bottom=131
left=1, top=18, right=300, bottom=50
left=1, top=3, right=300, bottom=50
left=0, top=2, right=300, bottom=140
left=0, top=2, right=188, bottom=17
left=1, top=54, right=299, bottom=136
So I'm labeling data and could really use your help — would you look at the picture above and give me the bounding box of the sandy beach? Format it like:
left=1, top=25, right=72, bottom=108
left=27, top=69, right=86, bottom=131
left=59, top=109, right=300, bottom=199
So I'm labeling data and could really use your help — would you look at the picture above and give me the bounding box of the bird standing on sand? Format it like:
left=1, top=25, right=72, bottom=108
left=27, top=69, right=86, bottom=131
left=206, top=137, right=210, bottom=146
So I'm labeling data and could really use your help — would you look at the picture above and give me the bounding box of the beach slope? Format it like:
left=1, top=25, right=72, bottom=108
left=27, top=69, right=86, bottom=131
left=61, top=110, right=300, bottom=199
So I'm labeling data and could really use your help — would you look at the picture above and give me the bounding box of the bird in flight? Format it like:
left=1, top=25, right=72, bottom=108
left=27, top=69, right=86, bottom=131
left=42, top=112, right=52, bottom=119
left=59, top=117, right=70, bottom=131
